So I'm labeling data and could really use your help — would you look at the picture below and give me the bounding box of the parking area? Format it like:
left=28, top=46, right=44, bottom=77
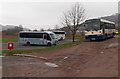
left=2, top=39, right=79, bottom=50
left=2, top=36, right=118, bottom=77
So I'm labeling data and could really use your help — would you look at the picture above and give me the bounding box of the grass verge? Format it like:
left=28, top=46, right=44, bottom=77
left=2, top=38, right=85, bottom=56
left=0, top=36, right=18, bottom=43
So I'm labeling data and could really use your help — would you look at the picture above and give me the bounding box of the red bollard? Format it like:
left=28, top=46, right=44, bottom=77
left=8, top=42, right=14, bottom=49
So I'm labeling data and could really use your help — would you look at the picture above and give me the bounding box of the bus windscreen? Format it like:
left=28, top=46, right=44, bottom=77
left=85, top=20, right=100, bottom=31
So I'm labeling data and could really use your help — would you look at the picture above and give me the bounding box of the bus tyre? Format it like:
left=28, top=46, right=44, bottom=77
left=105, top=34, right=107, bottom=39
left=60, top=37, right=63, bottom=40
left=27, top=42, right=30, bottom=46
left=47, top=42, right=52, bottom=46
left=112, top=33, right=114, bottom=38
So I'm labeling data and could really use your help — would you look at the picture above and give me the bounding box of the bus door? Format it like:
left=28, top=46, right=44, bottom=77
left=101, top=22, right=105, bottom=35
left=43, top=34, right=48, bottom=45
left=103, top=26, right=105, bottom=35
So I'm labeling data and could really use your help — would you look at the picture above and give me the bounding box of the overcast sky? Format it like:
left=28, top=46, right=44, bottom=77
left=1, top=1, right=118, bottom=30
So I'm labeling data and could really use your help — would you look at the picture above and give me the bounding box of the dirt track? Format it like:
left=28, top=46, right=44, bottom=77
left=2, top=36, right=119, bottom=77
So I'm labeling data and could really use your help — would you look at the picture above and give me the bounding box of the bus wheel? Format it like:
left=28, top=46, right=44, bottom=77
left=60, top=37, right=63, bottom=40
left=47, top=42, right=52, bottom=46
left=112, top=33, right=114, bottom=38
left=27, top=42, right=30, bottom=46
left=105, top=34, right=107, bottom=39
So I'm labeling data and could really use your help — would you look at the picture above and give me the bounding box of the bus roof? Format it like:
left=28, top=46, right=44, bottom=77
left=100, top=19, right=115, bottom=24
left=19, top=31, right=54, bottom=34
left=53, top=31, right=66, bottom=32
left=85, top=18, right=115, bottom=24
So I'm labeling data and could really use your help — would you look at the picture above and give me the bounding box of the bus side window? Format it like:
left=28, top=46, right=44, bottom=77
left=112, top=24, right=115, bottom=29
left=20, top=33, right=28, bottom=38
left=44, top=34, right=47, bottom=39
left=104, top=23, right=107, bottom=29
left=37, top=34, right=43, bottom=38
left=47, top=34, right=51, bottom=41
left=101, top=22, right=104, bottom=29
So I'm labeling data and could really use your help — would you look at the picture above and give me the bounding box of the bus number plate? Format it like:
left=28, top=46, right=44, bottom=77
left=91, top=38, right=95, bottom=40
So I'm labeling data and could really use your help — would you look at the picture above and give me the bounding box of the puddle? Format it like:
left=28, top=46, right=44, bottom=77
left=104, top=43, right=118, bottom=49
left=45, top=62, right=59, bottom=68
left=0, top=56, right=4, bottom=58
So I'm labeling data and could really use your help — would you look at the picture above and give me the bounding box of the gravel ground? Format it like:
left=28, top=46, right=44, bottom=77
left=2, top=36, right=118, bottom=77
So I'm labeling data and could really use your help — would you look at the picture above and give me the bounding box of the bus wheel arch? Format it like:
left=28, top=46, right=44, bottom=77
left=26, top=41, right=31, bottom=46
left=105, top=34, right=107, bottom=39
left=112, top=33, right=114, bottom=38
left=60, top=37, right=63, bottom=40
left=47, top=42, right=52, bottom=46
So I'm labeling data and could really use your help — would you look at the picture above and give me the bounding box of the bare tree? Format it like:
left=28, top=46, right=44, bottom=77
left=18, top=25, right=23, bottom=31
left=33, top=29, right=38, bottom=31
left=47, top=28, right=51, bottom=31
left=54, top=25, right=60, bottom=30
left=61, top=3, right=85, bottom=42
left=40, top=28, right=44, bottom=31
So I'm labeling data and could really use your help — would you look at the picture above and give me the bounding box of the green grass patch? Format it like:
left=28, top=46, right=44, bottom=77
left=0, top=36, right=18, bottom=43
left=66, top=36, right=81, bottom=39
left=2, top=38, right=85, bottom=56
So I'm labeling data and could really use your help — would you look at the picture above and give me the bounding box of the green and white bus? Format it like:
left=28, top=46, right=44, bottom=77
left=18, top=31, right=59, bottom=46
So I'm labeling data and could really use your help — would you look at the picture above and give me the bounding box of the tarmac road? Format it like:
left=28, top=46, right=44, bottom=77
left=1, top=39, right=79, bottom=50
